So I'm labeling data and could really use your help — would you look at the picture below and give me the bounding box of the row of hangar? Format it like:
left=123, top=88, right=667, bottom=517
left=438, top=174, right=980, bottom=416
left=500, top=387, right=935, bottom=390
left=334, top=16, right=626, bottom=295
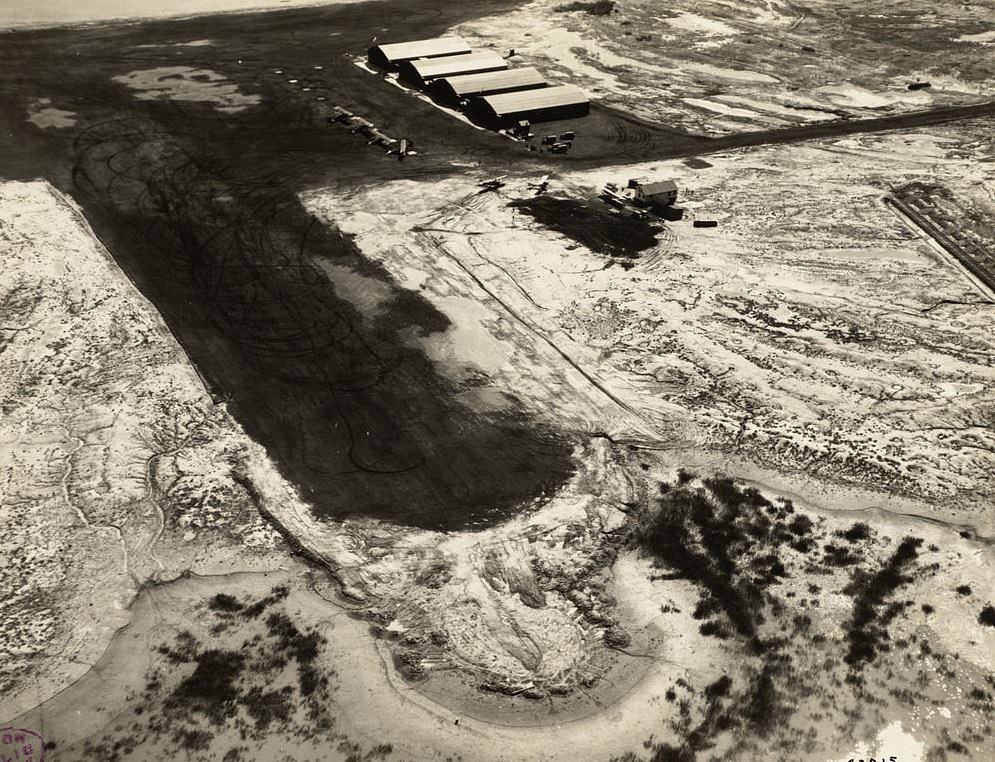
left=367, top=36, right=590, bottom=128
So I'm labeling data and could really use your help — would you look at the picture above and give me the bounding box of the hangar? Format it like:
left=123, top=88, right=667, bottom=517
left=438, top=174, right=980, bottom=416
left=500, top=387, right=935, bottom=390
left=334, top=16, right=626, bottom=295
left=430, top=67, right=549, bottom=106
left=468, top=84, right=590, bottom=128
left=399, top=51, right=508, bottom=86
left=367, top=37, right=471, bottom=69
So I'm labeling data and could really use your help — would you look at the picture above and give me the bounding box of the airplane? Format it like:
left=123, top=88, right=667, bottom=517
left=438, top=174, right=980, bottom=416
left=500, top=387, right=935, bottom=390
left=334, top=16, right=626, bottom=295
left=349, top=118, right=375, bottom=135
left=328, top=106, right=354, bottom=124
left=477, top=176, right=507, bottom=193
left=367, top=132, right=395, bottom=147
left=527, top=174, right=550, bottom=195
left=601, top=185, right=628, bottom=205
left=386, top=138, right=417, bottom=160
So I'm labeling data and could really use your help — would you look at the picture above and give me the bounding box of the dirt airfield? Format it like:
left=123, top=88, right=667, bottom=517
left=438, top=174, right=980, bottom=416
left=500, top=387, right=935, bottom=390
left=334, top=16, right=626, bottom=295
left=1, top=1, right=995, bottom=761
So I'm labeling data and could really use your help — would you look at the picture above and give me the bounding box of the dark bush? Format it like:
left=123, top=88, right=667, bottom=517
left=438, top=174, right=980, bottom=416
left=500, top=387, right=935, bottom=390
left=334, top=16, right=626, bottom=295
left=173, top=729, right=212, bottom=751
left=741, top=664, right=784, bottom=736
left=699, top=620, right=729, bottom=639
left=604, top=625, right=632, bottom=648
left=704, top=675, right=732, bottom=700
left=207, top=593, right=243, bottom=613
left=632, top=476, right=813, bottom=649
left=242, top=686, right=294, bottom=730
left=651, top=744, right=695, bottom=762
left=788, top=514, right=813, bottom=536
left=839, top=522, right=871, bottom=543
left=843, top=537, right=923, bottom=668
left=167, top=649, right=245, bottom=725
left=554, top=0, right=616, bottom=15
left=822, top=543, right=860, bottom=567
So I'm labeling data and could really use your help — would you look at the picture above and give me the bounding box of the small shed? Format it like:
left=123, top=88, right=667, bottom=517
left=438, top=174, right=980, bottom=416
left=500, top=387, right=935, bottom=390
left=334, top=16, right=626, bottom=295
left=633, top=179, right=678, bottom=207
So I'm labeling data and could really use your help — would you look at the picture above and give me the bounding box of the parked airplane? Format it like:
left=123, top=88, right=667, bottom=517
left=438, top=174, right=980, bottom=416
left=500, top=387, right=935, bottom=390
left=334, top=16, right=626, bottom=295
left=477, top=176, right=507, bottom=193
left=366, top=129, right=395, bottom=147
left=328, top=106, right=354, bottom=124
left=601, top=185, right=629, bottom=206
left=527, top=174, right=550, bottom=194
left=386, top=138, right=417, bottom=160
left=349, top=118, right=375, bottom=135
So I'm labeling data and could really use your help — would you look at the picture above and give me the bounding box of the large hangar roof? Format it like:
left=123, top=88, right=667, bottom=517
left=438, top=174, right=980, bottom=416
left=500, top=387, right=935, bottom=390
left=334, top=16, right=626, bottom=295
left=403, top=51, right=508, bottom=82
left=477, top=84, right=589, bottom=116
left=437, top=67, right=548, bottom=99
left=370, top=36, right=471, bottom=64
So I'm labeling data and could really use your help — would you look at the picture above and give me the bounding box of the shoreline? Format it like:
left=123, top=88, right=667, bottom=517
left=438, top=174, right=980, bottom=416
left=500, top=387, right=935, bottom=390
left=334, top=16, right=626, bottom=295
left=5, top=563, right=684, bottom=761
left=0, top=0, right=369, bottom=34
left=652, top=445, right=995, bottom=540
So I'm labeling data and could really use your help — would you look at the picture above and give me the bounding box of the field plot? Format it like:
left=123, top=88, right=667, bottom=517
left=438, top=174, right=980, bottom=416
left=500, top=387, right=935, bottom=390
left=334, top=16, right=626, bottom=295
left=453, top=0, right=995, bottom=134
left=305, top=123, right=995, bottom=525
left=888, top=181, right=995, bottom=297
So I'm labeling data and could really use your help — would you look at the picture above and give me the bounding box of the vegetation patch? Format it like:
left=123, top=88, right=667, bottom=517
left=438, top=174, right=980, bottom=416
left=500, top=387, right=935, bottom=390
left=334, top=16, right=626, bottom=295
left=842, top=536, right=922, bottom=672
left=631, top=475, right=803, bottom=645
left=510, top=196, right=661, bottom=260
left=554, top=0, right=616, bottom=15
left=77, top=585, right=373, bottom=761
left=619, top=473, right=959, bottom=761
left=166, top=648, right=246, bottom=725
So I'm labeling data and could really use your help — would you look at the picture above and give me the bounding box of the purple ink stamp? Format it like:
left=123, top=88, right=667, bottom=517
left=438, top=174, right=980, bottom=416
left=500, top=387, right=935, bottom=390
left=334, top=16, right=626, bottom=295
left=0, top=728, right=46, bottom=762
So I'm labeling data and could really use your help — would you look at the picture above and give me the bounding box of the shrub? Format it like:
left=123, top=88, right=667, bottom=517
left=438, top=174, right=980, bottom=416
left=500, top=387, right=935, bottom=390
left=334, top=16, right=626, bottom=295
left=839, top=522, right=871, bottom=543
left=604, top=625, right=632, bottom=648
left=843, top=537, right=923, bottom=668
left=704, top=675, right=732, bottom=700
left=554, top=0, right=616, bottom=15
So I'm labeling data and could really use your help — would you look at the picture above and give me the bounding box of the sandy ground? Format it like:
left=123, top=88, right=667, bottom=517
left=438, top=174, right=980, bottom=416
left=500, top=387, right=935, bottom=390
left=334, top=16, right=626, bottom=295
left=10, top=481, right=993, bottom=762
left=2, top=2, right=994, bottom=757
left=1, top=160, right=993, bottom=758
left=303, top=122, right=995, bottom=532
left=453, top=0, right=995, bottom=135
left=0, top=0, right=368, bottom=30
left=0, top=179, right=701, bottom=754
left=0, top=180, right=297, bottom=716
left=5, top=566, right=713, bottom=762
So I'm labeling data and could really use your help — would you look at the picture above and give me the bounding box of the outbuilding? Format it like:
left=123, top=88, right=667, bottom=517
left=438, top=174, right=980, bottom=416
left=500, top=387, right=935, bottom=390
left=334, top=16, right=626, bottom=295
left=632, top=179, right=678, bottom=207
left=367, top=37, right=471, bottom=69
left=398, top=51, right=508, bottom=86
left=430, top=67, right=548, bottom=106
left=468, top=84, right=589, bottom=128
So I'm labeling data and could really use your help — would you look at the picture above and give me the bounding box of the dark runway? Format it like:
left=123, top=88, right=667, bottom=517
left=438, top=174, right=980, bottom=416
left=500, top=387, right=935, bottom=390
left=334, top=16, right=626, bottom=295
left=0, top=0, right=581, bottom=531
